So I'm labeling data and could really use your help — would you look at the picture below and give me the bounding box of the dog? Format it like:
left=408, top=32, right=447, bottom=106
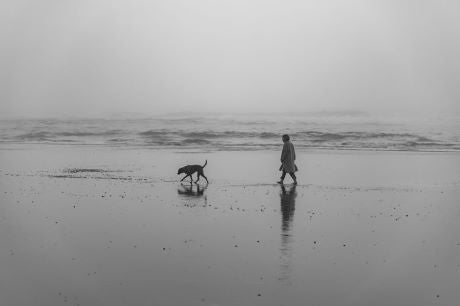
left=177, top=160, right=208, bottom=183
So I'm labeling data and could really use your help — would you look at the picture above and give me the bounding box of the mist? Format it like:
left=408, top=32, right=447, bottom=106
left=1, top=0, right=459, bottom=118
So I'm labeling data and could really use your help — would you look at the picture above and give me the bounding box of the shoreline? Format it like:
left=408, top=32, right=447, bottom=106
left=2, top=142, right=460, bottom=154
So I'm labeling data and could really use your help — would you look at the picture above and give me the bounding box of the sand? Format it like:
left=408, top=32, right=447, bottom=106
left=1, top=145, right=460, bottom=306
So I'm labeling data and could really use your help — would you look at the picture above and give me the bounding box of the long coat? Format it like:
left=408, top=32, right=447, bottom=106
left=280, top=141, right=297, bottom=173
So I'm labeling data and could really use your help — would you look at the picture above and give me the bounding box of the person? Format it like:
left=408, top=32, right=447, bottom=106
left=278, top=134, right=298, bottom=185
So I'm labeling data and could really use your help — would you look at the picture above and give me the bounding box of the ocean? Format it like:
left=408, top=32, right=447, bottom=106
left=1, top=113, right=459, bottom=152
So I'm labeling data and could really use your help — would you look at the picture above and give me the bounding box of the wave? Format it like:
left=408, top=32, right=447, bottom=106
left=138, top=130, right=253, bottom=139
left=182, top=138, right=211, bottom=145
left=293, top=131, right=434, bottom=142
left=16, top=130, right=124, bottom=140
left=2, top=118, right=459, bottom=152
left=57, top=130, right=122, bottom=137
left=138, top=129, right=169, bottom=136
left=16, top=131, right=52, bottom=140
left=15, top=129, right=438, bottom=145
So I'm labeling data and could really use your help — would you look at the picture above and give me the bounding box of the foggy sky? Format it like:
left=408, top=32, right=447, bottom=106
left=1, top=0, right=459, bottom=118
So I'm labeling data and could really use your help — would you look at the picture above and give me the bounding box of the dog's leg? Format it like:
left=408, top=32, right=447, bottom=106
left=201, top=174, right=208, bottom=183
left=195, top=173, right=200, bottom=183
left=180, top=174, right=189, bottom=182
left=190, top=174, right=193, bottom=183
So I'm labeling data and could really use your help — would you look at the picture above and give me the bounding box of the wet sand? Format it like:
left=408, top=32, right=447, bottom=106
left=1, top=146, right=460, bottom=306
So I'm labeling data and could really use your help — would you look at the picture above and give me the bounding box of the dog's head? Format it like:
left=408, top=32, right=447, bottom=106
left=177, top=167, right=185, bottom=175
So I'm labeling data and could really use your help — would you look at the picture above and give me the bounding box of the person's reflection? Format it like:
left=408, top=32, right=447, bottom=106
left=279, top=184, right=297, bottom=281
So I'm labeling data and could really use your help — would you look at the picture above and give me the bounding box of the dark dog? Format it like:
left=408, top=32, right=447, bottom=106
left=177, top=160, right=208, bottom=183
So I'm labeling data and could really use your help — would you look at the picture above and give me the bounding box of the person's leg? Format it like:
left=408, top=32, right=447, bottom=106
left=289, top=172, right=297, bottom=184
left=278, top=170, right=286, bottom=184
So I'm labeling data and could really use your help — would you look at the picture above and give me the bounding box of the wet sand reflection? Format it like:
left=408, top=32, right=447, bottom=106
left=279, top=184, right=297, bottom=281
left=177, top=183, right=208, bottom=207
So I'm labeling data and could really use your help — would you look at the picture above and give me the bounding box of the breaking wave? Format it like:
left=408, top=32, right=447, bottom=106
left=1, top=117, right=459, bottom=152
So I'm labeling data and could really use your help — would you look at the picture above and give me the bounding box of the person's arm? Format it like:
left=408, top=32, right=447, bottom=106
left=292, top=143, right=296, bottom=160
left=281, top=143, right=288, bottom=162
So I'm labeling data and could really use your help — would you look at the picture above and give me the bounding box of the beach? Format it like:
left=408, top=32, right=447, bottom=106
left=2, top=0, right=460, bottom=303
left=1, top=145, right=459, bottom=306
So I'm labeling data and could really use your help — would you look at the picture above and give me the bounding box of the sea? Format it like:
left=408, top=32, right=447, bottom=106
left=1, top=113, right=459, bottom=152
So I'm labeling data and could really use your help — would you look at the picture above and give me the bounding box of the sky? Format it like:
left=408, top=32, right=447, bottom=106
left=1, top=0, right=459, bottom=118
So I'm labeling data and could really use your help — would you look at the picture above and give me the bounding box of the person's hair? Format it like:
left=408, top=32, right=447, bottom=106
left=282, top=134, right=290, bottom=141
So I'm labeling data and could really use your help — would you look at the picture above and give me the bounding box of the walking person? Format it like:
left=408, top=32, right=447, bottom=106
left=278, top=134, right=298, bottom=185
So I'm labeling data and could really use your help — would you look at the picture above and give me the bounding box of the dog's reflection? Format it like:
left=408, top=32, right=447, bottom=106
left=177, top=182, right=208, bottom=197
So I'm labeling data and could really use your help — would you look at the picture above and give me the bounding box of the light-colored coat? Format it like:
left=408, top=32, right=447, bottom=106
left=281, top=141, right=297, bottom=173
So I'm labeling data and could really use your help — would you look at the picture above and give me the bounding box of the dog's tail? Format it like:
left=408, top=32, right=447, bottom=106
left=202, top=160, right=207, bottom=168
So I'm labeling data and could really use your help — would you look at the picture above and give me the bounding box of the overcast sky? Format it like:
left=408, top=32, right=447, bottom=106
left=1, top=0, right=459, bottom=117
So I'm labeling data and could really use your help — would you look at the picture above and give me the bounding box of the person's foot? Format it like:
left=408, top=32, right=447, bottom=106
left=293, top=181, right=298, bottom=185
left=277, top=180, right=284, bottom=184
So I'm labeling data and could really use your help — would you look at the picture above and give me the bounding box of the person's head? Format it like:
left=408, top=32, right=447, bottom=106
left=282, top=134, right=290, bottom=143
